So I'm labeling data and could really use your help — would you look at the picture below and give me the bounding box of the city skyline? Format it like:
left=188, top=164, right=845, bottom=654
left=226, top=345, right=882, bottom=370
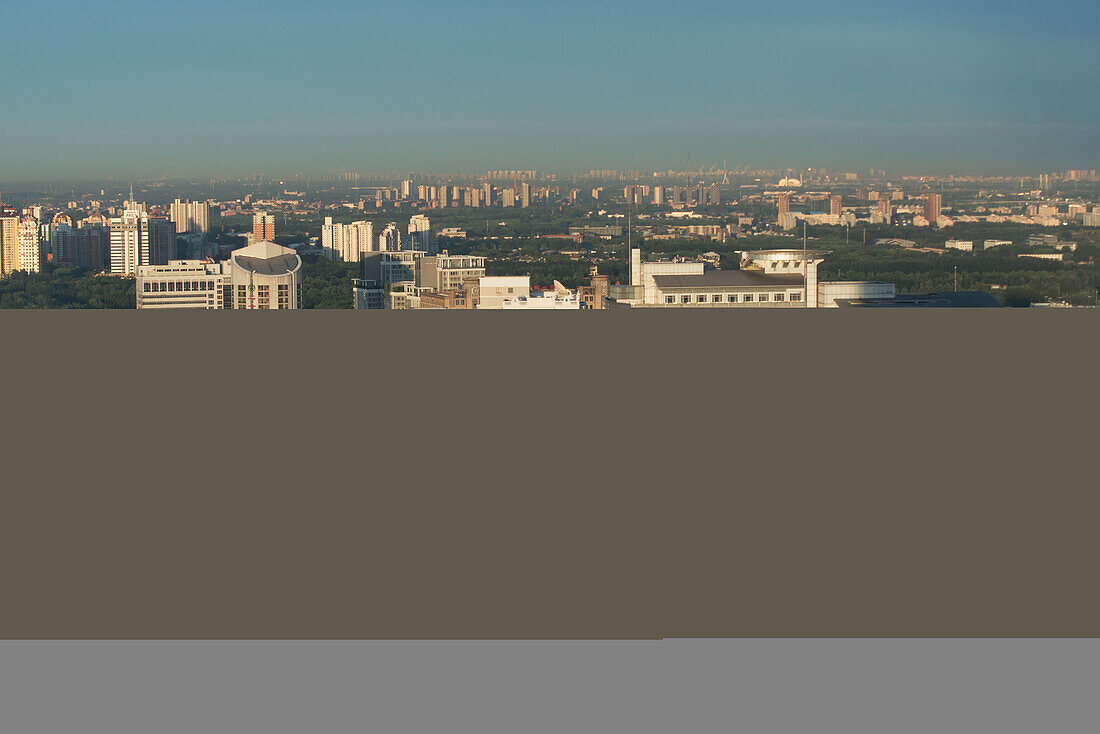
left=2, top=0, right=1099, bottom=180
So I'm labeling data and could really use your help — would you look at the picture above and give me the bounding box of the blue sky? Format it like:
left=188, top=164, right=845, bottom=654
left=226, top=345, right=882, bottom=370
left=2, top=0, right=1098, bottom=179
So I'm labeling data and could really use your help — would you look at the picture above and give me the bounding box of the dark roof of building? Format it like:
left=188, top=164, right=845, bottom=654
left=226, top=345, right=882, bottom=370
left=651, top=270, right=804, bottom=290
left=234, top=253, right=300, bottom=276
left=837, top=291, right=1002, bottom=308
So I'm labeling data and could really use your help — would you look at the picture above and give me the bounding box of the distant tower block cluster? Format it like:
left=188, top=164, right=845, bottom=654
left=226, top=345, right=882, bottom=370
left=170, top=199, right=211, bottom=235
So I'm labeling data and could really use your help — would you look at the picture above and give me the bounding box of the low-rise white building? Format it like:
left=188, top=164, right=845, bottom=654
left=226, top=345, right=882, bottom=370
left=628, top=248, right=705, bottom=304
left=945, top=240, right=974, bottom=251
left=622, top=248, right=893, bottom=309
left=500, top=281, right=581, bottom=310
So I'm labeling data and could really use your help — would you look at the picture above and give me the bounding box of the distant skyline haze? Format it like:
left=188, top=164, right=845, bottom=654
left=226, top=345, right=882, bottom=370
left=1, top=0, right=1098, bottom=180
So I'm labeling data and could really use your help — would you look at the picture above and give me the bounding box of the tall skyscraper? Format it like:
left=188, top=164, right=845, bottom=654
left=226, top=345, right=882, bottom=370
left=50, top=213, right=75, bottom=266
left=109, top=203, right=174, bottom=275
left=17, top=216, right=43, bottom=273
left=378, top=223, right=402, bottom=252
left=830, top=195, right=842, bottom=217
left=777, top=192, right=795, bottom=230
left=408, top=215, right=431, bottom=251
left=253, top=211, right=276, bottom=242
left=520, top=182, right=531, bottom=208
left=1, top=215, right=20, bottom=275
left=75, top=220, right=110, bottom=270
left=925, top=193, right=942, bottom=225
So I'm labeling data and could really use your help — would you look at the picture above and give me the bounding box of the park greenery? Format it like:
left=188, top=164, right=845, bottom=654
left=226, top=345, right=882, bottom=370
left=0, top=268, right=134, bottom=309
left=300, top=255, right=359, bottom=309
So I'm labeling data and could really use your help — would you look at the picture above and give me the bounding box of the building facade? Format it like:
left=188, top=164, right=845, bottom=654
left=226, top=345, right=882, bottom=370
left=0, top=216, right=19, bottom=275
left=322, top=218, right=374, bottom=263
left=417, top=252, right=486, bottom=291
left=227, top=241, right=303, bottom=309
left=137, top=260, right=229, bottom=309
left=408, top=215, right=432, bottom=251
left=622, top=248, right=891, bottom=309
left=169, top=200, right=212, bottom=235
left=925, top=193, right=942, bottom=225
left=17, top=216, right=43, bottom=273
left=109, top=204, right=174, bottom=275
left=477, top=276, right=531, bottom=308
left=378, top=223, right=402, bottom=251
left=252, top=211, right=276, bottom=243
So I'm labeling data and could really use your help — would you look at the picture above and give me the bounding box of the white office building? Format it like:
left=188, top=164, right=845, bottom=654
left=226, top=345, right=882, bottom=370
left=109, top=203, right=174, bottom=275
left=136, top=242, right=303, bottom=309
left=624, top=248, right=889, bottom=309
left=17, top=216, right=43, bottom=273
left=137, top=260, right=229, bottom=309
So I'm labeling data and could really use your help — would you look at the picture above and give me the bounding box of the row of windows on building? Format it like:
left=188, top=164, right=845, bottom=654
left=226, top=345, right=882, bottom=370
left=142, top=280, right=218, bottom=293
left=236, top=284, right=296, bottom=309
left=663, top=292, right=803, bottom=305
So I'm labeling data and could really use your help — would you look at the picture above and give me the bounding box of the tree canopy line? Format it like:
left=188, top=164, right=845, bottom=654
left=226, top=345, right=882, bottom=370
left=0, top=269, right=135, bottom=309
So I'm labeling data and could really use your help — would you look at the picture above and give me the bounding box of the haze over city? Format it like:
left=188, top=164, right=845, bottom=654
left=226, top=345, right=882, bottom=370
left=2, top=0, right=1099, bottom=181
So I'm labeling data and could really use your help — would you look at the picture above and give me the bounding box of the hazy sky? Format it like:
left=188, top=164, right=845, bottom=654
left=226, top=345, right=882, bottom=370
left=2, top=0, right=1099, bottom=180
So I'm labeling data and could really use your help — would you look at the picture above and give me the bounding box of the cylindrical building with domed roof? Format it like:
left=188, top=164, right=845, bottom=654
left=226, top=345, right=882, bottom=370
left=228, top=240, right=303, bottom=309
